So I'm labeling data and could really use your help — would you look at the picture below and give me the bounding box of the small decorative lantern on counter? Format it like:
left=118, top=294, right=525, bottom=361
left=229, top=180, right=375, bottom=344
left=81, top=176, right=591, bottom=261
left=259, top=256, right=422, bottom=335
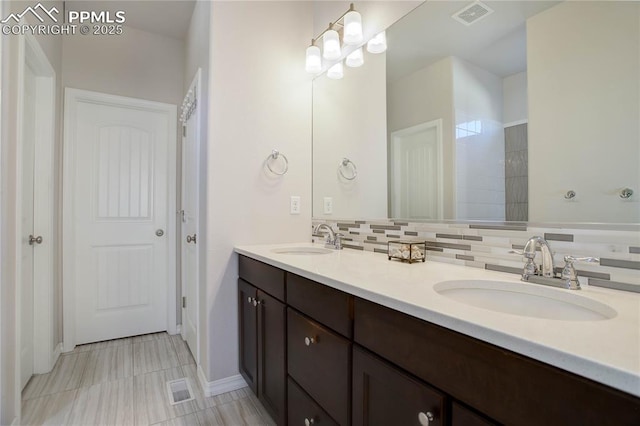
left=388, top=240, right=427, bottom=263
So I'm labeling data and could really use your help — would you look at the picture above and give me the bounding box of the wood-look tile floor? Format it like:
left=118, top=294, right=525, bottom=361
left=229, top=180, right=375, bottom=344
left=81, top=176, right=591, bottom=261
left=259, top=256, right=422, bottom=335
left=21, top=332, right=276, bottom=426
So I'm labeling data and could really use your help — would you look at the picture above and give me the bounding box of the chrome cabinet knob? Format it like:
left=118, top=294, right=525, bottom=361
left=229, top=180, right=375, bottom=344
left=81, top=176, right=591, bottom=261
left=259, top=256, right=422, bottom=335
left=252, top=299, right=262, bottom=307
left=247, top=296, right=253, bottom=304
left=418, top=411, right=434, bottom=426
left=304, top=337, right=316, bottom=346
left=304, top=417, right=315, bottom=426
left=28, top=235, right=43, bottom=245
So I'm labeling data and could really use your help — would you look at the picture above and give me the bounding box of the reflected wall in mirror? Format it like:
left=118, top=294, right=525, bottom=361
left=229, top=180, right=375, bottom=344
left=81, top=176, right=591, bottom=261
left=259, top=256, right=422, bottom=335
left=312, top=1, right=640, bottom=224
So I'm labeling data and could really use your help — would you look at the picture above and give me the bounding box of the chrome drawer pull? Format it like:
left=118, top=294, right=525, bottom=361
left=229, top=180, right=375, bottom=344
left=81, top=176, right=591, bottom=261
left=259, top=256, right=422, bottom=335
left=304, top=417, right=315, bottom=426
left=418, top=411, right=434, bottom=426
left=304, top=336, right=316, bottom=346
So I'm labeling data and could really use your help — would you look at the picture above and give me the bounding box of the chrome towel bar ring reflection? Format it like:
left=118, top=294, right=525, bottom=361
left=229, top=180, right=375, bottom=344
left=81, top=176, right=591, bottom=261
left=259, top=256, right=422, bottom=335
left=266, top=149, right=288, bottom=175
left=339, top=158, right=357, bottom=180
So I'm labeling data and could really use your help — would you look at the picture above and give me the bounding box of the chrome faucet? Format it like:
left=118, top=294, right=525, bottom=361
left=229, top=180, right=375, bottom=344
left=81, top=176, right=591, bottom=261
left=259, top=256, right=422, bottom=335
left=313, top=224, right=343, bottom=250
left=514, top=236, right=599, bottom=290
left=522, top=236, right=555, bottom=278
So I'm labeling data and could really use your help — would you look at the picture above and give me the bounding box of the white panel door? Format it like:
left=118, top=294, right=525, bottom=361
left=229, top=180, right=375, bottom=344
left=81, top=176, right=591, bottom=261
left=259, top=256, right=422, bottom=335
left=72, top=97, right=171, bottom=344
left=20, top=64, right=36, bottom=389
left=181, top=100, right=199, bottom=359
left=390, top=120, right=443, bottom=220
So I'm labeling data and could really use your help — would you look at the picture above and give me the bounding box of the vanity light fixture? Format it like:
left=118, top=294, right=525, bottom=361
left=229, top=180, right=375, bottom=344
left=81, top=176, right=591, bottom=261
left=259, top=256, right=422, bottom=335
left=346, top=47, right=364, bottom=68
left=305, top=3, right=364, bottom=74
left=305, top=45, right=322, bottom=73
left=367, top=31, right=387, bottom=54
left=323, top=26, right=342, bottom=60
left=327, top=61, right=344, bottom=80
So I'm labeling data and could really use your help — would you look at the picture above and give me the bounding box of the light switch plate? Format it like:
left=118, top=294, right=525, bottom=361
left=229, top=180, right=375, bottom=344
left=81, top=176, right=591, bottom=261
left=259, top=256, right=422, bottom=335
left=323, top=197, right=333, bottom=214
left=290, top=196, right=301, bottom=214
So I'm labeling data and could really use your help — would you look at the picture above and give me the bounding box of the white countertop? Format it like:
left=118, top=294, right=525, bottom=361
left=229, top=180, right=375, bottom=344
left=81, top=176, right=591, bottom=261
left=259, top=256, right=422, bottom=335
left=235, top=242, right=640, bottom=397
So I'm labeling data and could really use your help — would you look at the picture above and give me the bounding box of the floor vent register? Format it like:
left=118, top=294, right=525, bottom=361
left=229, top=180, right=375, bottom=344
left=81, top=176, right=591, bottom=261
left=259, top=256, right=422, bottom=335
left=166, top=378, right=195, bottom=405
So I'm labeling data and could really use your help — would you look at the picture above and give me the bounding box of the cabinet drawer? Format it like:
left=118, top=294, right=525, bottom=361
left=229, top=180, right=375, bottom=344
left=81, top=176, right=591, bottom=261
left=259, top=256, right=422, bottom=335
left=288, top=377, right=339, bottom=426
left=287, top=273, right=353, bottom=338
left=354, top=297, right=640, bottom=426
left=287, top=308, right=351, bottom=426
left=452, top=402, right=498, bottom=426
left=352, top=346, right=446, bottom=426
left=239, top=255, right=285, bottom=301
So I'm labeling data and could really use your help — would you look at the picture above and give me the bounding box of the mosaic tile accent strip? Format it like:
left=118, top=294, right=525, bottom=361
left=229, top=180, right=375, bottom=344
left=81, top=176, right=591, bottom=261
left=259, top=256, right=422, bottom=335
left=312, top=219, right=640, bottom=293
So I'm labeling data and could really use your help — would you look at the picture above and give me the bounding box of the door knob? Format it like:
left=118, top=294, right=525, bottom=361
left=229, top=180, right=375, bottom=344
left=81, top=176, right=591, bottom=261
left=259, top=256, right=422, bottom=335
left=28, top=235, right=43, bottom=245
left=156, top=229, right=164, bottom=237
left=186, top=234, right=197, bottom=244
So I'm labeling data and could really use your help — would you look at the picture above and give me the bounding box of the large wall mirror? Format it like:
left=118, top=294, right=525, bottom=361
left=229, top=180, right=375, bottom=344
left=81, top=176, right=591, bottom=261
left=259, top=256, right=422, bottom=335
left=312, top=0, right=639, bottom=224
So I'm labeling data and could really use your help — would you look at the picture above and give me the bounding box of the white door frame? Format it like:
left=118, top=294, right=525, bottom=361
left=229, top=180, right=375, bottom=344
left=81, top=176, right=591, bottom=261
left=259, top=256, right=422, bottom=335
left=180, top=69, right=201, bottom=363
left=15, top=31, right=57, bottom=386
left=62, top=88, right=178, bottom=351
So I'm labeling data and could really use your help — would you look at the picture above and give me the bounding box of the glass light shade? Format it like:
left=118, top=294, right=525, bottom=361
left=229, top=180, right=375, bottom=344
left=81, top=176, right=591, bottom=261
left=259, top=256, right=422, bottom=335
left=323, top=29, right=341, bottom=60
left=345, top=47, right=364, bottom=68
left=367, top=31, right=387, bottom=54
left=343, top=10, right=363, bottom=45
left=327, top=61, right=344, bottom=80
left=305, top=45, right=322, bottom=73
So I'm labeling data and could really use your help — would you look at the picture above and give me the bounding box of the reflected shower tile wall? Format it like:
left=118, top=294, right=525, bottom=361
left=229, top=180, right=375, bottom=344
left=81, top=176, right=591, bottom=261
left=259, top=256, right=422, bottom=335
left=505, top=123, right=528, bottom=221
left=312, top=219, right=640, bottom=293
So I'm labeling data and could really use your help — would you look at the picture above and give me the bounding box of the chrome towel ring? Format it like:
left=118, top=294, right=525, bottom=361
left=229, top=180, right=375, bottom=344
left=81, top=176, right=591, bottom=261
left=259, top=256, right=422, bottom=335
left=266, top=149, right=288, bottom=176
left=339, top=158, right=357, bottom=180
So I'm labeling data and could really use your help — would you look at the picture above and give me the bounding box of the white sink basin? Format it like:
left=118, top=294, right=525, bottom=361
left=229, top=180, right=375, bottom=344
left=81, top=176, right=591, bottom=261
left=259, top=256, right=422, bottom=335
left=271, top=247, right=333, bottom=255
left=434, top=280, right=617, bottom=321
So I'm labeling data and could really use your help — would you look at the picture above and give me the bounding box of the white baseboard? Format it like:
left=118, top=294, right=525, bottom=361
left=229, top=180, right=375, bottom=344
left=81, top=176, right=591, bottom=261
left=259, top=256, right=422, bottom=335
left=197, top=365, right=248, bottom=397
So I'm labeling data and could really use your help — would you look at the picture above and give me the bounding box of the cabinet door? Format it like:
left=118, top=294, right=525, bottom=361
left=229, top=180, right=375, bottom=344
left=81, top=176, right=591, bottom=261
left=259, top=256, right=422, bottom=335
left=239, top=279, right=257, bottom=393
left=353, top=346, right=446, bottom=426
left=257, top=290, right=286, bottom=426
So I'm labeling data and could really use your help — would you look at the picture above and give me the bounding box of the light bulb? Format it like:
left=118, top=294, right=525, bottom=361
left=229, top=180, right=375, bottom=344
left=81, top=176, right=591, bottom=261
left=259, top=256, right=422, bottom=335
left=323, top=29, right=341, bottom=60
left=305, top=45, right=322, bottom=73
left=327, top=62, right=344, bottom=80
left=367, top=31, right=387, bottom=54
left=346, top=47, right=364, bottom=68
left=343, top=10, right=363, bottom=45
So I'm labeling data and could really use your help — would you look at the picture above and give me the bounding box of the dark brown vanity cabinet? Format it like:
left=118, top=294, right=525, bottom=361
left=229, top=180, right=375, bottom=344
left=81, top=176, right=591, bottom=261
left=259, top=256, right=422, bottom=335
left=238, top=255, right=640, bottom=426
left=238, top=257, right=286, bottom=426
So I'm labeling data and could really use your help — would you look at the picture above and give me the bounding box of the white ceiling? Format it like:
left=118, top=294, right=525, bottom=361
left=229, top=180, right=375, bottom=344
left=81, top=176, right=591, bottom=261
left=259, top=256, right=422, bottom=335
left=386, top=0, right=560, bottom=82
left=66, top=0, right=196, bottom=40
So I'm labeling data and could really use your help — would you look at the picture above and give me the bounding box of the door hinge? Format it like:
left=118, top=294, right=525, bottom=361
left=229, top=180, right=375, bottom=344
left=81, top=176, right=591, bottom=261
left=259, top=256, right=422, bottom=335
left=182, top=297, right=186, bottom=308
left=183, top=126, right=186, bottom=137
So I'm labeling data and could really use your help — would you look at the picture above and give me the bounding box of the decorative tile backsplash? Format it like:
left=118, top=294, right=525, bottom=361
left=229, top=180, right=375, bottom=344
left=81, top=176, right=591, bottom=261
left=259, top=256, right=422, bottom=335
left=312, top=219, right=640, bottom=293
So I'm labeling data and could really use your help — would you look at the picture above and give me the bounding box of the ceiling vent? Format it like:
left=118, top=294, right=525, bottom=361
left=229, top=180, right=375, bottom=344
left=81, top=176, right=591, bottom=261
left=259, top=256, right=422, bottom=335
left=452, top=1, right=494, bottom=26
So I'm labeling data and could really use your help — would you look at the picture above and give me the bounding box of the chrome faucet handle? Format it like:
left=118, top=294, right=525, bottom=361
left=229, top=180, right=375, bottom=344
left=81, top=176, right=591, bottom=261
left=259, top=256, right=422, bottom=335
left=334, top=233, right=344, bottom=250
left=561, top=256, right=599, bottom=290
left=564, top=255, right=600, bottom=264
